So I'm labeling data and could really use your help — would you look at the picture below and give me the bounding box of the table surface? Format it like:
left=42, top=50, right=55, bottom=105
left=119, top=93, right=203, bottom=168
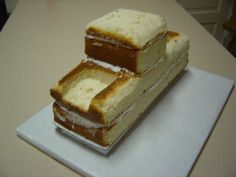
left=0, top=0, right=235, bottom=177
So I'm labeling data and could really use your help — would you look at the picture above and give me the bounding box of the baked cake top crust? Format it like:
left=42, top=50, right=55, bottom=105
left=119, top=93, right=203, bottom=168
left=86, top=8, right=167, bottom=49
left=50, top=59, right=139, bottom=124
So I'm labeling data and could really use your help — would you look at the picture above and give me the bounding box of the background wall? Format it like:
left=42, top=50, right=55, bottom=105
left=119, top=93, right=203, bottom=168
left=5, top=0, right=18, bottom=13
left=176, top=0, right=233, bottom=46
left=4, top=0, right=233, bottom=46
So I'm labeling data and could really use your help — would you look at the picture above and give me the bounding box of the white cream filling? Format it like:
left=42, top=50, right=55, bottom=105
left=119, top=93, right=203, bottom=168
left=57, top=105, right=105, bottom=128
left=58, top=54, right=187, bottom=129
left=55, top=111, right=66, bottom=122
left=86, top=33, right=165, bottom=50
left=85, top=56, right=165, bottom=77
left=86, top=34, right=134, bottom=49
left=84, top=57, right=134, bottom=76
left=84, top=57, right=123, bottom=73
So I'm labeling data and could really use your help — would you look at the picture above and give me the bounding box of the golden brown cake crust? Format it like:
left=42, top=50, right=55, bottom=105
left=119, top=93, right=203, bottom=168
left=50, top=61, right=107, bottom=124
left=50, top=60, right=135, bottom=124
left=85, top=37, right=138, bottom=72
left=85, top=31, right=166, bottom=73
left=166, top=31, right=180, bottom=41
left=53, top=66, right=187, bottom=148
left=58, top=60, right=118, bottom=85
left=86, top=27, right=137, bottom=49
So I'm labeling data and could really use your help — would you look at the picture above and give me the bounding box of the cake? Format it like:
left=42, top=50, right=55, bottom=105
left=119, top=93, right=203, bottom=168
left=50, top=9, right=190, bottom=154
left=51, top=60, right=139, bottom=126
left=85, top=8, right=167, bottom=73
left=165, top=31, right=189, bottom=82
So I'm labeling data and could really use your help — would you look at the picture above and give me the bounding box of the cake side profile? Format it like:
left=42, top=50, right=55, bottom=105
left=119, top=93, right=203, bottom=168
left=51, top=30, right=189, bottom=147
left=50, top=60, right=140, bottom=125
left=165, top=31, right=189, bottom=81
left=85, top=8, right=167, bottom=73
left=50, top=56, right=170, bottom=127
left=50, top=7, right=190, bottom=153
left=51, top=56, right=171, bottom=128
left=53, top=55, right=188, bottom=147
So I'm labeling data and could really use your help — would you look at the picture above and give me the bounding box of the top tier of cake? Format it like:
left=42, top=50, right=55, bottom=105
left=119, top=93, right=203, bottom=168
left=85, top=9, right=167, bottom=74
left=86, top=8, right=167, bottom=49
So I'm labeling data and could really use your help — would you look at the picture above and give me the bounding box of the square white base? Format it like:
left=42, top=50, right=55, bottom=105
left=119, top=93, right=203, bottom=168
left=16, top=66, right=234, bottom=177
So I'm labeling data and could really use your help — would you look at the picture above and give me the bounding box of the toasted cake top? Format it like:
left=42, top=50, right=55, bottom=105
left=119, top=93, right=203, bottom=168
left=166, top=31, right=190, bottom=61
left=86, top=8, right=167, bottom=49
left=50, top=59, right=139, bottom=124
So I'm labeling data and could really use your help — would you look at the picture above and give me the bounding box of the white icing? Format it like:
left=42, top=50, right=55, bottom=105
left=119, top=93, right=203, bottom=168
left=58, top=105, right=105, bottom=128
left=86, top=33, right=165, bottom=50
left=84, top=58, right=134, bottom=75
left=86, top=34, right=134, bottom=49
left=55, top=111, right=66, bottom=122
left=85, top=57, right=122, bottom=72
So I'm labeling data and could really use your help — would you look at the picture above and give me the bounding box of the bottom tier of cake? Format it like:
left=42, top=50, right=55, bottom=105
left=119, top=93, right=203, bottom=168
left=53, top=56, right=188, bottom=154
left=53, top=57, right=188, bottom=153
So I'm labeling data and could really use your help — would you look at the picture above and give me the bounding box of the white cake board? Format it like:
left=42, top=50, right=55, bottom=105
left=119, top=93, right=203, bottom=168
left=16, top=66, right=234, bottom=177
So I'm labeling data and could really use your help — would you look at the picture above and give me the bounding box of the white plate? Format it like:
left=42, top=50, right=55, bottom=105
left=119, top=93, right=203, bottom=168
left=16, top=66, right=234, bottom=177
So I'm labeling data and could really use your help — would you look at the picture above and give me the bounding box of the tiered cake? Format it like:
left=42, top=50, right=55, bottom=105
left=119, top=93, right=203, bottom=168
left=50, top=9, right=189, bottom=153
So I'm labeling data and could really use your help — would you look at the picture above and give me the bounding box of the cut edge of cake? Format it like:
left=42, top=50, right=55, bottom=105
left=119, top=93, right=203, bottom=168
left=53, top=54, right=188, bottom=153
left=51, top=29, right=190, bottom=150
left=166, top=31, right=190, bottom=62
left=50, top=59, right=140, bottom=125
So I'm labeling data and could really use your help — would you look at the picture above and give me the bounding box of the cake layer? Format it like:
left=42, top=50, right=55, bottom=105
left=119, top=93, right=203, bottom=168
left=50, top=60, right=139, bottom=125
left=86, top=8, right=167, bottom=49
left=166, top=31, right=190, bottom=62
left=51, top=55, right=171, bottom=125
left=52, top=55, right=173, bottom=127
left=53, top=55, right=188, bottom=147
left=85, top=35, right=166, bottom=74
left=104, top=56, right=188, bottom=145
left=85, top=9, right=167, bottom=73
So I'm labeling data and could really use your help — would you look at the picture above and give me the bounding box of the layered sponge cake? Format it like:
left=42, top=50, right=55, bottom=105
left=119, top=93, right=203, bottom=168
left=50, top=9, right=190, bottom=153
left=85, top=8, right=167, bottom=73
left=166, top=31, right=189, bottom=63
left=51, top=60, right=139, bottom=126
left=165, top=31, right=189, bottom=82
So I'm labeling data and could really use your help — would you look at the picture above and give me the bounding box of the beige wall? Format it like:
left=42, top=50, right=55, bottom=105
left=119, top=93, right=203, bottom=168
left=176, top=0, right=233, bottom=44
left=5, top=0, right=19, bottom=13
left=5, top=0, right=232, bottom=46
